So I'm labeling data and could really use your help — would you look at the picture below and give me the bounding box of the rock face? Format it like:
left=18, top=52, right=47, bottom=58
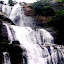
left=0, top=51, right=2, bottom=64
left=0, top=15, right=14, bottom=25
left=0, top=23, right=8, bottom=42
left=23, top=3, right=34, bottom=16
left=0, top=23, right=24, bottom=64
left=0, top=21, right=8, bottom=64
left=8, top=41, right=26, bottom=64
left=0, top=15, right=23, bottom=64
left=0, top=15, right=15, bottom=41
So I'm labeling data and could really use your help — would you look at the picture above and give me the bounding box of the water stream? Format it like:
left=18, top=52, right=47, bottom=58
left=1, top=3, right=64, bottom=64
left=3, top=52, right=11, bottom=64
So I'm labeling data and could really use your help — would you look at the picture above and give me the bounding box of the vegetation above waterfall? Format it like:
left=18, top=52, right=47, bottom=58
left=32, top=1, right=55, bottom=16
left=47, top=10, right=64, bottom=30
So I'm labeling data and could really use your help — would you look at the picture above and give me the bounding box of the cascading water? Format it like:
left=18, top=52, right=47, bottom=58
left=10, top=25, right=54, bottom=44
left=9, top=3, right=38, bottom=27
left=2, top=5, right=12, bottom=16
left=2, top=2, right=64, bottom=64
left=3, top=52, right=11, bottom=64
left=9, top=3, right=54, bottom=44
left=35, top=28, right=54, bottom=44
left=3, top=23, right=64, bottom=64
left=3, top=23, right=13, bottom=43
left=8, top=25, right=53, bottom=64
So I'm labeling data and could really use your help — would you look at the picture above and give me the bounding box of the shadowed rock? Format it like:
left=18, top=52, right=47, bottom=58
left=8, top=41, right=24, bottom=64
left=0, top=15, right=14, bottom=25
left=0, top=22, right=8, bottom=42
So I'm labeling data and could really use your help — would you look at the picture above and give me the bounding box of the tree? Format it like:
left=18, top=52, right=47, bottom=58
left=42, top=6, right=55, bottom=16
left=56, top=0, right=62, bottom=2
left=32, top=1, right=43, bottom=16
left=32, top=2, right=55, bottom=16
left=62, top=0, right=64, bottom=2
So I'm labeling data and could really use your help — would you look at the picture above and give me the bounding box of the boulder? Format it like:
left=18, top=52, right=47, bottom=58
left=8, top=41, right=26, bottom=64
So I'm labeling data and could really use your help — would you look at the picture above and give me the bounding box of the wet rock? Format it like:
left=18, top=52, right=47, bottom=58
left=0, top=24, right=8, bottom=42
left=12, top=40, right=20, bottom=45
left=0, top=15, right=14, bottom=25
left=0, top=52, right=3, bottom=64
left=0, top=21, right=9, bottom=64
left=8, top=41, right=25, bottom=64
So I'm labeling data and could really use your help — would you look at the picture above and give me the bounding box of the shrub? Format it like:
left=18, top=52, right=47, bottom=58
left=32, top=2, right=55, bottom=16
left=43, top=6, right=55, bottom=16
left=32, top=1, right=43, bottom=16
left=48, top=10, right=64, bottom=29
left=8, top=0, right=13, bottom=6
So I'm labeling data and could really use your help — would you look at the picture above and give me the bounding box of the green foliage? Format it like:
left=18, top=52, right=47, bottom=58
left=56, top=0, right=64, bottom=2
left=0, top=39, right=10, bottom=51
left=62, top=0, right=64, bottom=2
left=32, top=2, right=55, bottom=16
left=32, top=1, right=43, bottom=16
left=48, top=10, right=64, bottom=29
left=8, top=0, right=13, bottom=6
left=56, top=0, right=63, bottom=2
left=43, top=6, right=55, bottom=16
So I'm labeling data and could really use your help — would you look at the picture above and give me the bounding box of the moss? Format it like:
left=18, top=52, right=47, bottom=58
left=0, top=39, right=10, bottom=52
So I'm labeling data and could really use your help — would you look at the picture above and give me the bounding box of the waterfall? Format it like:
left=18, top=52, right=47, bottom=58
left=1, top=2, right=64, bottom=64
left=9, top=25, right=48, bottom=64
left=10, top=25, right=54, bottom=44
left=3, top=23, right=64, bottom=64
left=9, top=3, right=54, bottom=44
left=3, top=23, right=13, bottom=43
left=3, top=52, right=11, bottom=64
left=9, top=3, right=37, bottom=27
left=9, top=3, right=21, bottom=20
left=41, top=45, right=64, bottom=64
left=2, top=5, right=12, bottom=16
left=36, top=28, right=54, bottom=44
left=6, top=24, right=54, bottom=64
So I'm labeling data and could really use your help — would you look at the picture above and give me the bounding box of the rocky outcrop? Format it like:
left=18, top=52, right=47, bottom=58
left=0, top=15, right=14, bottom=25
left=0, top=21, right=8, bottom=42
left=0, top=24, right=8, bottom=41
left=0, top=21, right=9, bottom=64
left=8, top=41, right=27, bottom=64
left=23, top=3, right=34, bottom=16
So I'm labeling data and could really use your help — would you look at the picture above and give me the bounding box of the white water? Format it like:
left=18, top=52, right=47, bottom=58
left=9, top=25, right=54, bottom=64
left=9, top=3, right=37, bottom=27
left=10, top=25, right=54, bottom=44
left=9, top=3, right=21, bottom=22
left=3, top=23, right=64, bottom=64
left=9, top=25, right=47, bottom=64
left=2, top=5, right=12, bottom=16
left=36, top=28, right=54, bottom=44
left=3, top=52, right=11, bottom=64
left=2, top=2, right=64, bottom=64
left=3, top=23, right=13, bottom=43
